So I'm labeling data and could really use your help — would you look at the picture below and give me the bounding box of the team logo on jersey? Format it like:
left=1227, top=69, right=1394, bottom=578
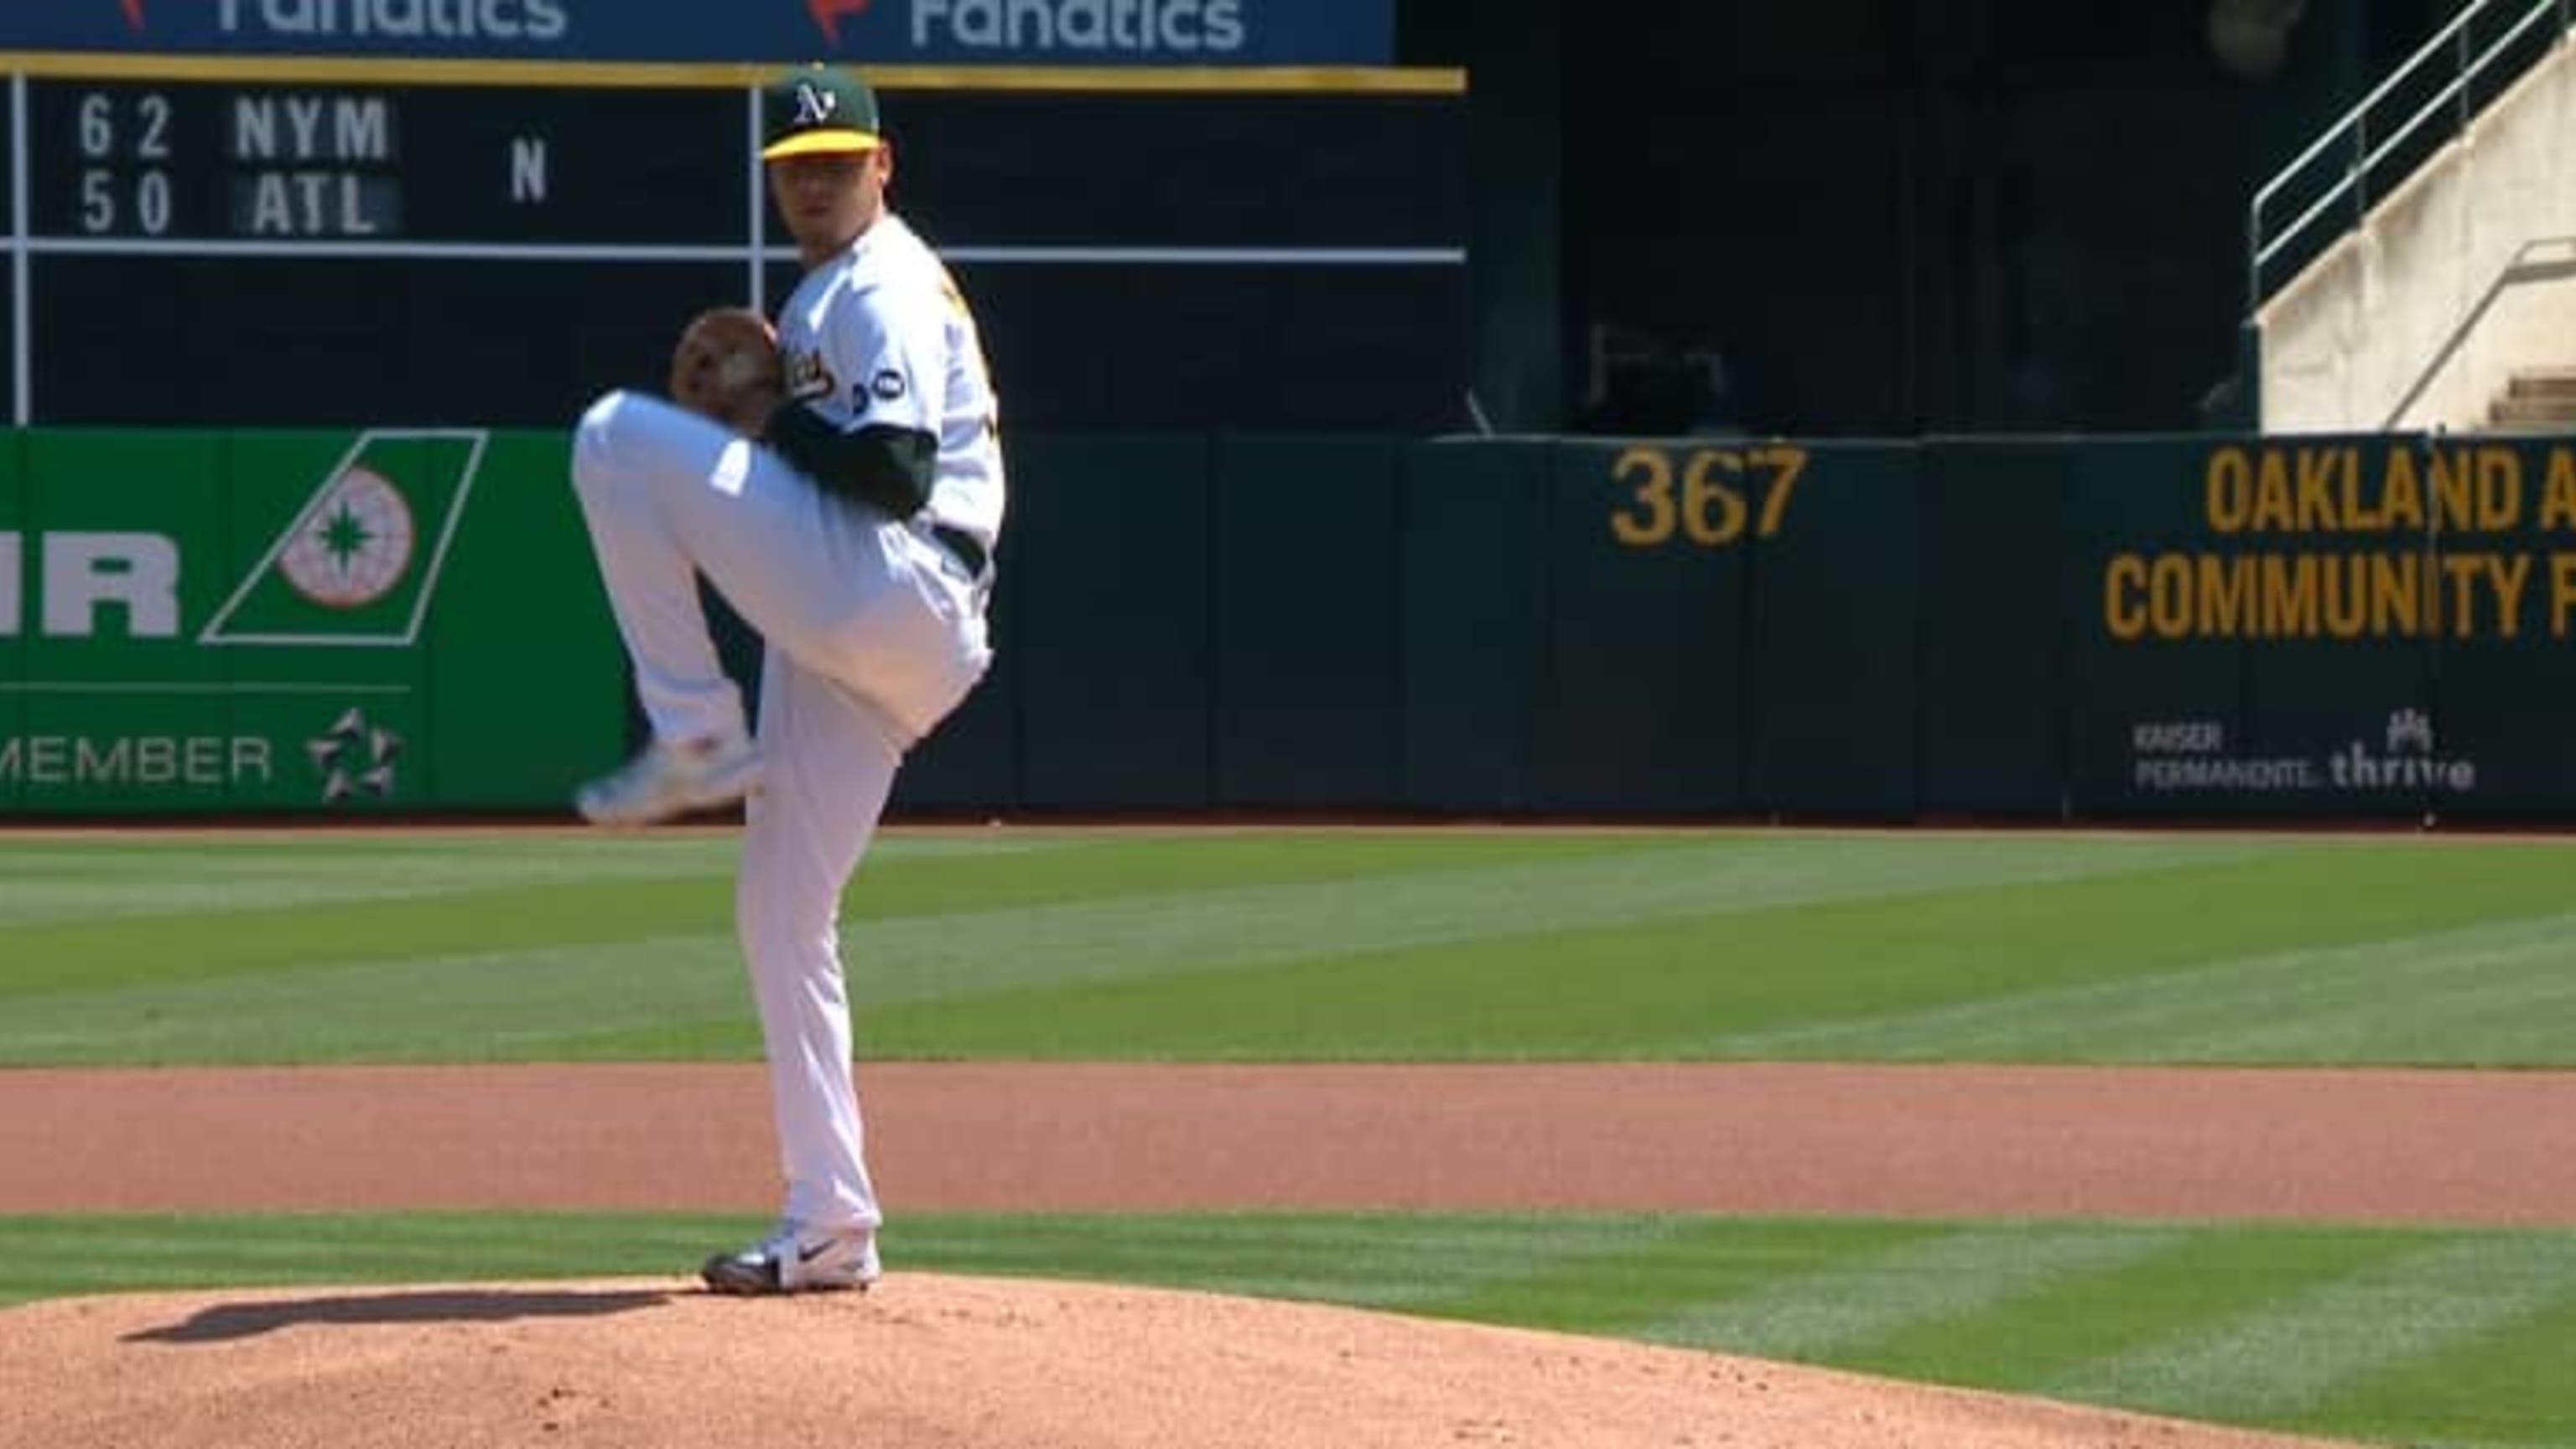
left=785, top=349, right=836, bottom=402
left=867, top=368, right=906, bottom=403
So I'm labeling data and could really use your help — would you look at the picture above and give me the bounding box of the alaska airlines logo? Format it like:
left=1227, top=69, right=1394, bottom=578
left=277, top=465, right=415, bottom=610
left=808, top=0, right=874, bottom=45
left=202, top=428, right=486, bottom=648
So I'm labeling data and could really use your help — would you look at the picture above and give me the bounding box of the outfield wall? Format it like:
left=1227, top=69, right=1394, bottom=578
left=6, top=428, right=2574, bottom=823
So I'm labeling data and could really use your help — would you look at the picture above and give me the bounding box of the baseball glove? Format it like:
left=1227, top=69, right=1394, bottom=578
left=669, top=306, right=784, bottom=438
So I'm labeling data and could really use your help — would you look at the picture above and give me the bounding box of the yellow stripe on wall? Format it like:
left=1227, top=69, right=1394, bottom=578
left=0, top=51, right=1465, bottom=93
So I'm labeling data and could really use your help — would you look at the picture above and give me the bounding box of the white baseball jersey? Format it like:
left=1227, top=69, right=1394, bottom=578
left=774, top=212, right=1005, bottom=553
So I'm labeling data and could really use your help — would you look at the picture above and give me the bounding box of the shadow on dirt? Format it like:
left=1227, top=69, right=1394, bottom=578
left=123, top=1286, right=674, bottom=1343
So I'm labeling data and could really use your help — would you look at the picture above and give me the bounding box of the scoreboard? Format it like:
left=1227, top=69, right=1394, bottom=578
left=2, top=70, right=1467, bottom=430
left=31, top=83, right=744, bottom=243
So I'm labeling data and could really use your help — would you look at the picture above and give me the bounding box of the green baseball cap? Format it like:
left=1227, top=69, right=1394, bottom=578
left=761, top=65, right=884, bottom=161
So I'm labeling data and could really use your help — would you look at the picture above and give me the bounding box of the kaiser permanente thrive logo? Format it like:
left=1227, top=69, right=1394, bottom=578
left=2128, top=709, right=2478, bottom=795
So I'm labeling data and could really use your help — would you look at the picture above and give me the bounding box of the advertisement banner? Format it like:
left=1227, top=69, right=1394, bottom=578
left=0, top=0, right=1394, bottom=69
left=0, top=426, right=622, bottom=815
left=2069, top=434, right=2576, bottom=820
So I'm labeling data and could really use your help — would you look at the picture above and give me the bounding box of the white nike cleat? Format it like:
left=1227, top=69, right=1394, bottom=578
left=574, top=729, right=761, bottom=827
left=701, top=1222, right=880, bottom=1296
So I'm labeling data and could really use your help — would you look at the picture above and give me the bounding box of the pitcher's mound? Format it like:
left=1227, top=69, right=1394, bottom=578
left=0, top=1275, right=2355, bottom=1449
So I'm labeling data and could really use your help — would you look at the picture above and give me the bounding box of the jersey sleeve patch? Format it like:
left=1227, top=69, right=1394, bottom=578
left=787, top=349, right=838, bottom=402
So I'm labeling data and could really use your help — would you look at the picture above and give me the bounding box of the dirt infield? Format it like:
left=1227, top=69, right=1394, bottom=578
left=6, top=1062, right=2573, bottom=1222
left=7, top=1061, right=2571, bottom=1449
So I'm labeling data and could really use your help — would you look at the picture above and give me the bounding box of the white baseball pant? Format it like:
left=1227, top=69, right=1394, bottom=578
left=570, top=389, right=990, bottom=1238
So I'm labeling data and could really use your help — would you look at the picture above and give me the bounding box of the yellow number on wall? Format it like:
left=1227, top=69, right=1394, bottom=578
left=1609, top=447, right=1676, bottom=547
left=1680, top=450, right=1749, bottom=545
left=1753, top=446, right=1806, bottom=537
left=1609, top=444, right=1808, bottom=549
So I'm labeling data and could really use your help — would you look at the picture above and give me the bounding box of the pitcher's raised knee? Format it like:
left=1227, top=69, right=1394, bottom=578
left=571, top=389, right=639, bottom=494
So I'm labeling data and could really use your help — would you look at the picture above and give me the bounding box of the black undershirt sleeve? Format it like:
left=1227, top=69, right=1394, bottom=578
left=765, top=403, right=937, bottom=519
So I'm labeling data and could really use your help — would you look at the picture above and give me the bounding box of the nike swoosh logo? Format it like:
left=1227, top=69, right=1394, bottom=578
left=797, top=1239, right=839, bottom=1263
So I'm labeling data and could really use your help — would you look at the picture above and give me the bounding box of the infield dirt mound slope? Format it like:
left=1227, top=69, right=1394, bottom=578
left=0, top=1274, right=2361, bottom=1449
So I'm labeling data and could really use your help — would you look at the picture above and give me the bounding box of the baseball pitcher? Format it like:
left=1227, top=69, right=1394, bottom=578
left=567, top=63, right=1004, bottom=1294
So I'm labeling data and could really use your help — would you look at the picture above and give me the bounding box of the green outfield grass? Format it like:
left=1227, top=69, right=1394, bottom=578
left=0, top=1211, right=2568, bottom=1449
left=0, top=829, right=2569, bottom=1065
left=4, top=828, right=2571, bottom=1448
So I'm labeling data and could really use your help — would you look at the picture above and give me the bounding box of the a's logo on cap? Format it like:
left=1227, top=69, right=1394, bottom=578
left=793, top=83, right=840, bottom=127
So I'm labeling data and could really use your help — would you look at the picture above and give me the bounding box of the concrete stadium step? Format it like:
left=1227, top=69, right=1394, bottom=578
left=2485, top=366, right=2576, bottom=431
left=2502, top=366, right=2576, bottom=399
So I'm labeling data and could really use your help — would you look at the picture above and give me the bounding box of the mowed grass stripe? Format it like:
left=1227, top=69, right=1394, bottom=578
left=0, top=876, right=740, bottom=1000
left=902, top=1212, right=1713, bottom=1313
left=1629, top=1223, right=2190, bottom=1360
left=844, top=836, right=2241, bottom=1001
left=1628, top=1212, right=2194, bottom=1361
left=1809, top=1228, right=2400, bottom=1392
left=2308, top=1290, right=2576, bottom=1449
left=0, top=852, right=719, bottom=928
left=2038, top=1236, right=2576, bottom=1424
left=0, top=835, right=2252, bottom=1063
left=1721, top=913, right=2576, bottom=1066
left=851, top=847, right=2576, bottom=1062
left=0, top=935, right=761, bottom=1064
left=2390, top=1433, right=2576, bottom=1443
left=2174, top=932, right=2576, bottom=1065
left=0, top=1212, right=754, bottom=1305
left=0, top=834, right=1060, bottom=927
left=10, top=833, right=2573, bottom=1065
left=0, top=833, right=1671, bottom=998
left=1410, top=1218, right=1952, bottom=1339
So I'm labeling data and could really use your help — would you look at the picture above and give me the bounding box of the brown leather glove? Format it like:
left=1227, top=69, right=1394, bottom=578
left=668, top=306, right=785, bottom=439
